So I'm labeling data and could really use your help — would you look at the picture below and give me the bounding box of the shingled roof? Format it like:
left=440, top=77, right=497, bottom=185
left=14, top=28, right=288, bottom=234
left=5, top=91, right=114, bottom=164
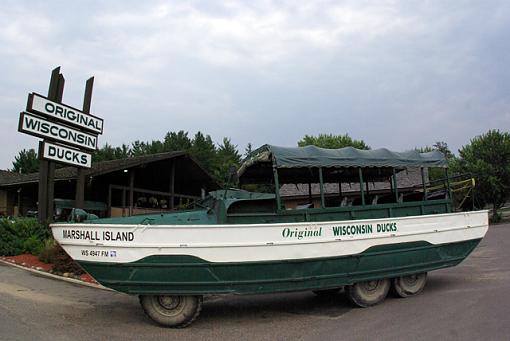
left=0, top=170, right=27, bottom=185
left=0, top=151, right=210, bottom=187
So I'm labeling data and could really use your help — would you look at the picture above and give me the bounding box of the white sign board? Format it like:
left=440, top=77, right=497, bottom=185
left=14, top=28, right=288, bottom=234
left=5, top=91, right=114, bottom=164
left=27, top=93, right=103, bottom=134
left=18, top=112, right=98, bottom=151
left=42, top=141, right=92, bottom=168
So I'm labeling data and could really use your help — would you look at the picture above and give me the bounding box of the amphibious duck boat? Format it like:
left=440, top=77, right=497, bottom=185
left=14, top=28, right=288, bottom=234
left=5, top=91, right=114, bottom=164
left=51, top=145, right=488, bottom=327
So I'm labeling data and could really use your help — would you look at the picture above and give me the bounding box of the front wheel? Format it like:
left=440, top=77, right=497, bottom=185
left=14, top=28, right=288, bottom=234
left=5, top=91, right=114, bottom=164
left=139, top=295, right=202, bottom=328
left=393, top=273, right=427, bottom=298
left=346, top=279, right=390, bottom=307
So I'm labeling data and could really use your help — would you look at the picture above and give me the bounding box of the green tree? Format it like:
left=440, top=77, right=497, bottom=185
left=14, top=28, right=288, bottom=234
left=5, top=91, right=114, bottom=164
left=93, top=143, right=116, bottom=162
left=131, top=140, right=149, bottom=156
left=415, top=142, right=456, bottom=182
left=11, top=149, right=39, bottom=173
left=433, top=141, right=454, bottom=160
left=244, top=143, right=253, bottom=158
left=298, top=133, right=370, bottom=150
left=190, top=132, right=217, bottom=172
left=216, top=138, right=242, bottom=183
left=163, top=131, right=192, bottom=152
left=456, top=130, right=510, bottom=220
left=114, top=144, right=131, bottom=159
left=93, top=143, right=131, bottom=162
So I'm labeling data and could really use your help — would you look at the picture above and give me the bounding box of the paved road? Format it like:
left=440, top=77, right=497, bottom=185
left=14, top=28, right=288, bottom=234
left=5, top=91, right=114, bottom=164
left=1, top=224, right=509, bottom=341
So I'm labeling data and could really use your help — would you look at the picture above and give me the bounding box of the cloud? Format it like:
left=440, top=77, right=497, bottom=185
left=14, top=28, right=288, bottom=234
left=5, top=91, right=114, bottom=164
left=0, top=0, right=509, bottom=169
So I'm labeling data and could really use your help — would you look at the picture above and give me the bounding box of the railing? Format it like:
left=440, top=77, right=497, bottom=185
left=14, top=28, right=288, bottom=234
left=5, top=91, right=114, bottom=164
left=424, top=174, right=475, bottom=211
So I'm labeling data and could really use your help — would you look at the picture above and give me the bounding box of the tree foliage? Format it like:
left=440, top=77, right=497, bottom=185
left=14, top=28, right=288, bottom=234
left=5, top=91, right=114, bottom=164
left=298, top=133, right=370, bottom=150
left=244, top=143, right=253, bottom=158
left=92, top=143, right=130, bottom=162
left=216, top=138, right=242, bottom=183
left=164, top=131, right=193, bottom=151
left=190, top=132, right=217, bottom=172
left=415, top=141, right=455, bottom=182
left=11, top=149, right=39, bottom=174
left=432, top=141, right=454, bottom=160
left=90, top=130, right=242, bottom=184
left=456, top=130, right=510, bottom=219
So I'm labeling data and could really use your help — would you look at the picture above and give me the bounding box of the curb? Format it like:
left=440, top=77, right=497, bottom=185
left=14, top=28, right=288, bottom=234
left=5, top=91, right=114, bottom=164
left=0, top=258, right=113, bottom=291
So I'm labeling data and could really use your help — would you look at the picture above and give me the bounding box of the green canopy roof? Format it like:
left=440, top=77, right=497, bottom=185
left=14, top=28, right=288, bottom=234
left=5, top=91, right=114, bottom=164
left=244, top=144, right=447, bottom=169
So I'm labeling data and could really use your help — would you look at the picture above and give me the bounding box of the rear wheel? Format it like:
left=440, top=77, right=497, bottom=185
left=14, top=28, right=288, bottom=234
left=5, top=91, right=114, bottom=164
left=393, top=273, right=427, bottom=298
left=139, top=295, right=202, bottom=328
left=346, top=279, right=390, bottom=307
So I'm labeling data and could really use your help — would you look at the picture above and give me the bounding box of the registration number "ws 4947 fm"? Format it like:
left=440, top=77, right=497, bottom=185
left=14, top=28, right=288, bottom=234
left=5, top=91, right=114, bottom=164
left=80, top=249, right=117, bottom=258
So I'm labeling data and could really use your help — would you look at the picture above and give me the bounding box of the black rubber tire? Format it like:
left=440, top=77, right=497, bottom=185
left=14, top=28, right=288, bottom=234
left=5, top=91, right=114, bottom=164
left=139, top=295, right=202, bottom=328
left=393, top=273, right=427, bottom=298
left=346, top=279, right=390, bottom=308
left=312, top=288, right=341, bottom=297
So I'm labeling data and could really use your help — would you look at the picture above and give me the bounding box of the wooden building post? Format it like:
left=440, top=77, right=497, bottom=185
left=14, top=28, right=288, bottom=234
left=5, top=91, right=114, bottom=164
left=129, top=169, right=135, bottom=216
left=121, top=188, right=126, bottom=217
left=170, top=161, right=175, bottom=210
left=107, top=184, right=112, bottom=217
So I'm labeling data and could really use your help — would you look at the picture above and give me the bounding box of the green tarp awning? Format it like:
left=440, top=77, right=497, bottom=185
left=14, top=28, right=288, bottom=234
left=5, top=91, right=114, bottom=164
left=245, top=145, right=447, bottom=169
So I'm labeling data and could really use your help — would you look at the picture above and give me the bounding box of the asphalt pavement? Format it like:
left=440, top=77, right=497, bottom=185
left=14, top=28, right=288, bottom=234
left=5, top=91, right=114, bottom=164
left=1, top=223, right=509, bottom=341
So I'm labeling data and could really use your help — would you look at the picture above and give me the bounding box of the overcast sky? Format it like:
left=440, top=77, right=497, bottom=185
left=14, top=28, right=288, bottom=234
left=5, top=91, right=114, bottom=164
left=1, top=0, right=509, bottom=170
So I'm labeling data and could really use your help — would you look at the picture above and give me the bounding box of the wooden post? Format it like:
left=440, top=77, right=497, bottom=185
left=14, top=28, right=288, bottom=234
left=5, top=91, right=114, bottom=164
left=107, top=184, right=112, bottom=217
left=46, top=161, right=55, bottom=220
left=170, top=161, right=175, bottom=209
left=75, top=77, right=94, bottom=209
left=272, top=166, right=282, bottom=210
left=129, top=170, right=135, bottom=216
left=393, top=168, right=399, bottom=203
left=421, top=167, right=427, bottom=201
left=17, top=188, right=22, bottom=217
left=445, top=168, right=452, bottom=199
left=38, top=141, right=49, bottom=223
left=359, top=168, right=365, bottom=206
left=319, top=168, right=325, bottom=208
left=338, top=180, right=342, bottom=202
left=47, top=73, right=65, bottom=221
left=75, top=173, right=85, bottom=208
left=38, top=67, right=63, bottom=224
left=121, top=188, right=126, bottom=217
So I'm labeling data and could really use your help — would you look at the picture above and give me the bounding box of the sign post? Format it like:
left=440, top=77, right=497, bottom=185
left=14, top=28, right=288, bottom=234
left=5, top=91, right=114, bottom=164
left=18, top=67, right=103, bottom=223
left=75, top=77, right=95, bottom=210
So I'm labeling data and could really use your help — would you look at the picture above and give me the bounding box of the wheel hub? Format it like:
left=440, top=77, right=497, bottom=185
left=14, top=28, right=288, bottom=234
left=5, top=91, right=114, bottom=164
left=363, top=280, right=380, bottom=292
left=403, top=274, right=419, bottom=286
left=158, top=295, right=181, bottom=310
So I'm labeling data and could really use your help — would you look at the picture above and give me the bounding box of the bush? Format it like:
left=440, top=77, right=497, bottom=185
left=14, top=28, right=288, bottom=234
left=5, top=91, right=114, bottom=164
left=51, top=244, right=84, bottom=275
left=22, top=236, right=45, bottom=256
left=0, top=218, right=50, bottom=256
left=38, top=238, right=58, bottom=264
left=37, top=238, right=84, bottom=275
left=489, top=211, right=502, bottom=224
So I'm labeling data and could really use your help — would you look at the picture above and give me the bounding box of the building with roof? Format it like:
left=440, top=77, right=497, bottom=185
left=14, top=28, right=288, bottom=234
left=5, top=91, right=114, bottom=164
left=0, top=152, right=218, bottom=218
